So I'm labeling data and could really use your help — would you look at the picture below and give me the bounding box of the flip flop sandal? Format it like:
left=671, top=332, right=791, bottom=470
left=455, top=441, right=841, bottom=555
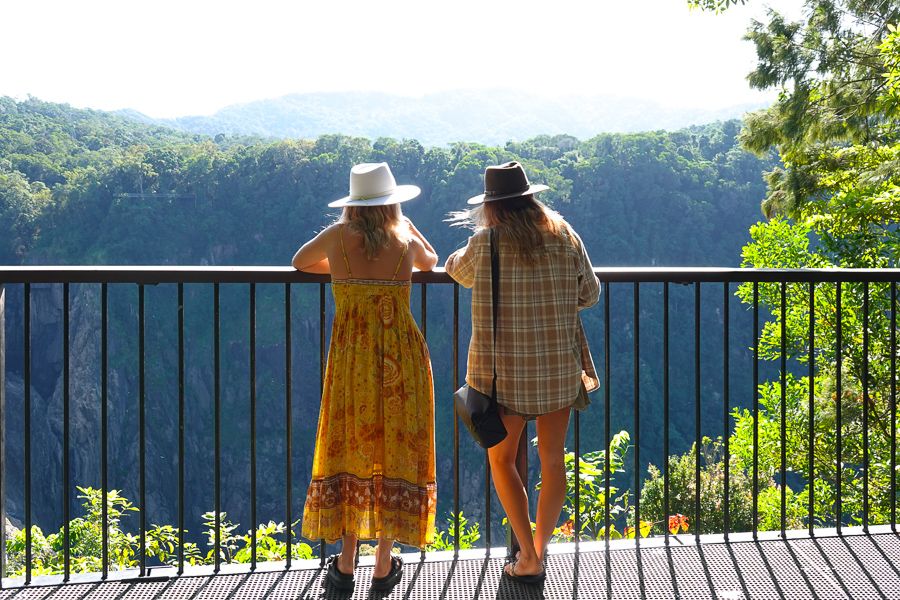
left=371, top=555, right=403, bottom=591
left=325, top=554, right=355, bottom=591
left=503, top=559, right=546, bottom=585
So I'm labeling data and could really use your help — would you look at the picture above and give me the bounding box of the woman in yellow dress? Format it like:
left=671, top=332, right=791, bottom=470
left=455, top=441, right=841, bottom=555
left=293, top=163, right=438, bottom=592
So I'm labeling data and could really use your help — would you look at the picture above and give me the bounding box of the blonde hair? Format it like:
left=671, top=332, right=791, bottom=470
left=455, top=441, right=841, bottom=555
left=339, top=204, right=409, bottom=259
left=448, top=195, right=573, bottom=264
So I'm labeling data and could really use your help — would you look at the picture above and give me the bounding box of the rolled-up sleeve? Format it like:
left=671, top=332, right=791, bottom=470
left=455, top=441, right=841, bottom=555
left=445, top=237, right=478, bottom=289
left=573, top=230, right=600, bottom=309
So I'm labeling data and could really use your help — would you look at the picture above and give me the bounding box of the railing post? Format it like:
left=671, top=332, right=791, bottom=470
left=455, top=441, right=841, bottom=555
left=0, top=284, right=5, bottom=587
left=62, top=284, right=70, bottom=580
left=100, top=283, right=108, bottom=579
left=24, top=283, right=31, bottom=584
left=506, top=425, right=528, bottom=559
left=452, top=284, right=459, bottom=557
left=177, top=283, right=185, bottom=574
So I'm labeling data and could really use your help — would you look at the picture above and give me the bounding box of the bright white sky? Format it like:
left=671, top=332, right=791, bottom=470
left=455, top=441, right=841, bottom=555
left=1, top=0, right=804, bottom=119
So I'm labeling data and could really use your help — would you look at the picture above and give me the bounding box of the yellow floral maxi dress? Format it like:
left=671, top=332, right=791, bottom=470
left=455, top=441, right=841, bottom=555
left=301, top=273, right=437, bottom=548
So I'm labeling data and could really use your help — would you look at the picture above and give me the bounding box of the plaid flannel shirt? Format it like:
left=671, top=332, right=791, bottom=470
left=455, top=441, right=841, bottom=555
left=445, top=227, right=601, bottom=417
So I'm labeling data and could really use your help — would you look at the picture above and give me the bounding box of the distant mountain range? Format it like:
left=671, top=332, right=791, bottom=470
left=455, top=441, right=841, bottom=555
left=118, top=90, right=767, bottom=146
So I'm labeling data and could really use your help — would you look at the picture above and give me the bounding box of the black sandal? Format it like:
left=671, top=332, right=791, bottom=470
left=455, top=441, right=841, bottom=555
left=325, top=554, right=355, bottom=591
left=371, top=555, right=403, bottom=591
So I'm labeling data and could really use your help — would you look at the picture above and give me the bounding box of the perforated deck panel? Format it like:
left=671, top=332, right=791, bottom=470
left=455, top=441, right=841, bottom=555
left=3, top=532, right=900, bottom=599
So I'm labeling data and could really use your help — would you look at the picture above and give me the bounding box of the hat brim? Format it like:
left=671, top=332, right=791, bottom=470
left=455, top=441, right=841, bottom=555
left=328, top=185, right=421, bottom=208
left=466, top=183, right=549, bottom=205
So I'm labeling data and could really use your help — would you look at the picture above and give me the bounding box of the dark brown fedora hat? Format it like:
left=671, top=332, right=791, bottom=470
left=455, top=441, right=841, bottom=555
left=466, top=161, right=550, bottom=205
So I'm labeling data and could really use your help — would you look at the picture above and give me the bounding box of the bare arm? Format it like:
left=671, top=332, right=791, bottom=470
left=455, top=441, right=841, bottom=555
left=406, top=218, right=438, bottom=271
left=292, top=226, right=333, bottom=273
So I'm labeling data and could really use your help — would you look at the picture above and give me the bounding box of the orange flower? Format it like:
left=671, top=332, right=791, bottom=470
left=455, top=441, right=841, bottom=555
left=558, top=519, right=575, bottom=539
left=668, top=513, right=689, bottom=534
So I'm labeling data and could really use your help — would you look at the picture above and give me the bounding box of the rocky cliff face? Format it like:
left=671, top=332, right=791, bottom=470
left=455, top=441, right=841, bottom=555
left=4, top=516, right=18, bottom=538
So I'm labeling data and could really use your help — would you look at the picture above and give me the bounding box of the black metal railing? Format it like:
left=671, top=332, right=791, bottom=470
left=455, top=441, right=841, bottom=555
left=0, top=266, right=899, bottom=589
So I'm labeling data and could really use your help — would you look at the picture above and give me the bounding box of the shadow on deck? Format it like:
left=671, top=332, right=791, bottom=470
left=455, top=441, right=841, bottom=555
left=2, top=527, right=900, bottom=599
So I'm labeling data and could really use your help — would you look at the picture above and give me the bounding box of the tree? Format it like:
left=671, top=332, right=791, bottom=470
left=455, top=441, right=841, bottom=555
left=643, top=0, right=900, bottom=533
left=0, top=166, right=50, bottom=262
left=687, top=0, right=748, bottom=13
left=690, top=0, right=900, bottom=228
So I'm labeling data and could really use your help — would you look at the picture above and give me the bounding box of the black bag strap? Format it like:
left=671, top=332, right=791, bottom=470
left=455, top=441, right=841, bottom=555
left=490, top=228, right=499, bottom=396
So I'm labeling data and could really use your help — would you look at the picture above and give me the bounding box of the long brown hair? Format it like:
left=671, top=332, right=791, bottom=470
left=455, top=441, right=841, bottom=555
left=449, top=195, right=573, bottom=264
left=339, top=204, right=409, bottom=259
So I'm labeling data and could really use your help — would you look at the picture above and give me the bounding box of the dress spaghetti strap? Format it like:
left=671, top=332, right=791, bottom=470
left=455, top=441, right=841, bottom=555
left=391, top=243, right=409, bottom=281
left=339, top=225, right=353, bottom=279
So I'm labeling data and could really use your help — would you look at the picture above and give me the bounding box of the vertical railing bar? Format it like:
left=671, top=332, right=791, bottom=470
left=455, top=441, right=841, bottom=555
left=317, top=283, right=325, bottom=567
left=863, top=281, right=869, bottom=532
left=139, top=284, right=146, bottom=576
left=421, top=283, right=431, bottom=561
left=694, top=282, right=701, bottom=542
left=604, top=282, right=611, bottom=545
left=633, top=282, right=640, bottom=540
left=780, top=281, right=786, bottom=536
left=177, top=283, right=185, bottom=574
left=892, top=281, right=897, bottom=532
left=453, top=283, right=460, bottom=556
left=663, top=282, right=670, bottom=545
left=752, top=282, right=759, bottom=539
left=485, top=452, right=492, bottom=555
left=723, top=282, right=730, bottom=539
left=250, top=283, right=257, bottom=570
left=836, top=282, right=843, bottom=534
left=0, top=284, right=4, bottom=589
left=808, top=282, right=815, bottom=536
left=285, top=283, right=294, bottom=569
left=24, top=283, right=32, bottom=584
left=574, top=407, right=580, bottom=552
left=484, top=390, right=493, bottom=553
left=63, top=283, right=70, bottom=581
left=214, top=283, right=221, bottom=573
left=101, top=282, right=108, bottom=579
left=420, top=282, right=427, bottom=339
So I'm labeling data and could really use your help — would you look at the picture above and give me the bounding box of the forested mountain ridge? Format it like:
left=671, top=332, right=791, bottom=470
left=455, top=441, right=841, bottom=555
left=119, top=90, right=767, bottom=148
left=1, top=96, right=773, bottom=269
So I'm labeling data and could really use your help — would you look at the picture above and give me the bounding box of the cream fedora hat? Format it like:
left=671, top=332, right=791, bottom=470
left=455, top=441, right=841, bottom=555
left=328, top=162, right=421, bottom=208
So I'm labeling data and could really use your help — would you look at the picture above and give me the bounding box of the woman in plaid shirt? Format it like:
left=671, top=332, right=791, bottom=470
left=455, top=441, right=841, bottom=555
left=446, top=161, right=600, bottom=584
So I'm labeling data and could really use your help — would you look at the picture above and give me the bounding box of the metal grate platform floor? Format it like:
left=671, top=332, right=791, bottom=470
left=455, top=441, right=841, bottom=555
left=3, top=529, right=900, bottom=599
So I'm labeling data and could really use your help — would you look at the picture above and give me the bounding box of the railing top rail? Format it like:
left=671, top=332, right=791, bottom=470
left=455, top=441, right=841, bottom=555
left=0, top=266, right=899, bottom=284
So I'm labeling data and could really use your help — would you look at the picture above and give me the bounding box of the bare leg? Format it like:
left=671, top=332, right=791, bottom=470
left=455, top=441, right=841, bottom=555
left=337, top=534, right=357, bottom=575
left=372, top=537, right=394, bottom=578
left=488, top=411, right=543, bottom=576
left=533, top=407, right=571, bottom=560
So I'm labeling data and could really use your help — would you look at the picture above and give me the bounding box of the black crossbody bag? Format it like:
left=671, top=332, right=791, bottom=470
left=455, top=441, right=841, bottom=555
left=453, top=229, right=508, bottom=449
